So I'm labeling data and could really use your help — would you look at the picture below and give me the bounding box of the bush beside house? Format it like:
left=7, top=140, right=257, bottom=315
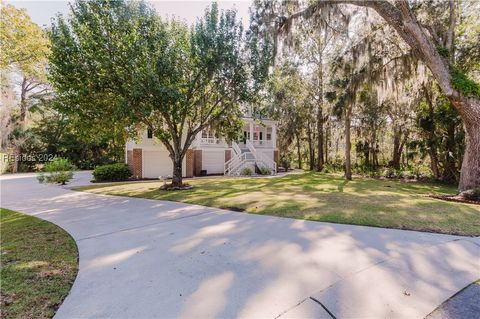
left=259, top=166, right=272, bottom=175
left=93, top=163, right=132, bottom=182
left=240, top=167, right=253, bottom=176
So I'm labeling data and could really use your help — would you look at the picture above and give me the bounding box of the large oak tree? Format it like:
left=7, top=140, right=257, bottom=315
left=49, top=0, right=268, bottom=186
left=265, top=0, right=479, bottom=191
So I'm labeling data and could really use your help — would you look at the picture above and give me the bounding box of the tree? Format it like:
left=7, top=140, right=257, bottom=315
left=387, top=99, right=413, bottom=170
left=413, top=91, right=465, bottom=183
left=0, top=3, right=50, bottom=172
left=279, top=0, right=480, bottom=190
left=268, top=63, right=309, bottom=169
left=357, top=86, right=386, bottom=170
left=49, top=0, right=266, bottom=187
left=299, top=17, right=342, bottom=172
left=327, top=70, right=355, bottom=180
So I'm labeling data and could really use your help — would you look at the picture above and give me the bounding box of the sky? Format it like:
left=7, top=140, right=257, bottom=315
left=6, top=0, right=253, bottom=28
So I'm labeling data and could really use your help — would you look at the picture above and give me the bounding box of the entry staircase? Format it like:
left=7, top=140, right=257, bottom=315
left=224, top=140, right=277, bottom=176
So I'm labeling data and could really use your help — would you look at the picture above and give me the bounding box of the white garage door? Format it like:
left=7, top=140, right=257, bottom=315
left=143, top=151, right=172, bottom=178
left=202, top=150, right=225, bottom=174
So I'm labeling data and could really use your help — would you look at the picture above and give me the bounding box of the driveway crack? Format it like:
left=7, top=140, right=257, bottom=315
left=77, top=211, right=214, bottom=241
left=310, top=297, right=337, bottom=319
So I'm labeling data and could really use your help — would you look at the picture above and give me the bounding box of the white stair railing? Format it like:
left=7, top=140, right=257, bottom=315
left=225, top=140, right=276, bottom=176
left=232, top=141, right=242, bottom=156
left=224, top=151, right=245, bottom=175
left=246, top=140, right=277, bottom=175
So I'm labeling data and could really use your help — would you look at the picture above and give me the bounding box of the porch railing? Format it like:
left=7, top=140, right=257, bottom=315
left=252, top=140, right=273, bottom=148
left=200, top=137, right=224, bottom=145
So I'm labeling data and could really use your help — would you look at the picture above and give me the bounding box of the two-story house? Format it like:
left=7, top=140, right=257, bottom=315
left=125, top=107, right=278, bottom=178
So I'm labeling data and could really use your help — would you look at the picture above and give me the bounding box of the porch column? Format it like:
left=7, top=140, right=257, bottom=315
left=272, top=124, right=277, bottom=148
left=249, top=122, right=254, bottom=142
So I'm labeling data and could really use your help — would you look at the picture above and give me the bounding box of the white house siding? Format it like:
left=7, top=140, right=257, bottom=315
left=259, top=150, right=274, bottom=161
left=201, top=149, right=225, bottom=174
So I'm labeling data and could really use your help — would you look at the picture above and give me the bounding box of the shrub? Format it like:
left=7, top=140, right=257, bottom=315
left=323, top=162, right=343, bottom=173
left=369, top=169, right=380, bottom=178
left=259, top=166, right=272, bottom=175
left=462, top=188, right=480, bottom=201
left=280, top=153, right=293, bottom=171
left=396, top=169, right=405, bottom=179
left=37, top=158, right=75, bottom=185
left=450, top=67, right=480, bottom=97
left=403, top=171, right=416, bottom=179
left=240, top=167, right=253, bottom=176
left=383, top=167, right=396, bottom=178
left=93, top=163, right=132, bottom=181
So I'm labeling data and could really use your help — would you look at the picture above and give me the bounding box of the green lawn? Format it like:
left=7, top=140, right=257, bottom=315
left=76, top=172, right=480, bottom=236
left=0, top=208, right=78, bottom=319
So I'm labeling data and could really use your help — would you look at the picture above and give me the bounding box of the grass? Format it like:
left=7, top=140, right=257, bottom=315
left=75, top=172, right=480, bottom=236
left=0, top=208, right=78, bottom=319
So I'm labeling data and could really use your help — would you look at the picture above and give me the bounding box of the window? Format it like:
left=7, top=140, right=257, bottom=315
left=147, top=129, right=153, bottom=139
left=266, top=133, right=271, bottom=141
left=259, top=132, right=263, bottom=140
left=202, top=129, right=216, bottom=139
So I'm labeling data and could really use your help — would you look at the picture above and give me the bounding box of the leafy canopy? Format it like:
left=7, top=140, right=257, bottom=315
left=49, top=0, right=269, bottom=160
left=0, top=3, right=49, bottom=78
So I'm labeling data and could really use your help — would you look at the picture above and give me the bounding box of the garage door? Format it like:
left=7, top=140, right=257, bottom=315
left=202, top=150, right=225, bottom=174
left=143, top=151, right=172, bottom=178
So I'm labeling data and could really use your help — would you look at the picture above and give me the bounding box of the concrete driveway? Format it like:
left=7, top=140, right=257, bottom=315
left=1, top=171, right=479, bottom=318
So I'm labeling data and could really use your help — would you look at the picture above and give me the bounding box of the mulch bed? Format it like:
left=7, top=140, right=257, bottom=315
left=159, top=183, right=193, bottom=191
left=429, top=194, right=480, bottom=205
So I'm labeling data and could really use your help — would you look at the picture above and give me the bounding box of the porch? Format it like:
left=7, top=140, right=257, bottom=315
left=195, top=120, right=277, bottom=149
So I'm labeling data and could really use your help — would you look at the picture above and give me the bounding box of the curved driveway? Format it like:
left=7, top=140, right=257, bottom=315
left=1, top=172, right=479, bottom=318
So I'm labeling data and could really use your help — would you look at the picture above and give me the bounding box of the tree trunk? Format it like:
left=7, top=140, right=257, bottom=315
left=316, top=39, right=324, bottom=172
left=363, top=142, right=370, bottom=168
left=11, top=146, right=20, bottom=173
left=169, top=137, right=186, bottom=188
left=392, top=128, right=401, bottom=169
left=324, top=120, right=329, bottom=164
left=391, top=126, right=408, bottom=170
left=171, top=156, right=183, bottom=187
left=307, top=126, right=314, bottom=170
left=163, top=132, right=198, bottom=189
left=345, top=107, right=352, bottom=180
left=459, top=118, right=480, bottom=190
left=12, top=78, right=29, bottom=173
left=317, top=108, right=324, bottom=171
left=429, top=150, right=440, bottom=179
left=20, top=78, right=28, bottom=122
left=296, top=133, right=302, bottom=169
left=373, top=142, right=379, bottom=170
left=423, top=83, right=440, bottom=178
